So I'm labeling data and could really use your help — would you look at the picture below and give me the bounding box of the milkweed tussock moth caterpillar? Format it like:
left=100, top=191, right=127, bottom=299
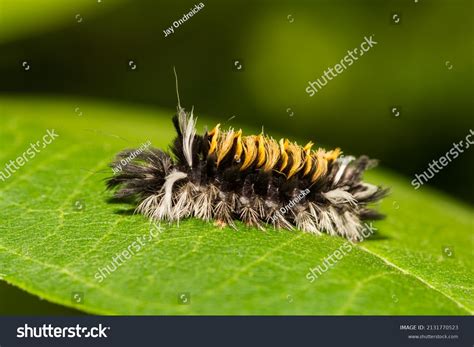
left=106, top=75, right=388, bottom=242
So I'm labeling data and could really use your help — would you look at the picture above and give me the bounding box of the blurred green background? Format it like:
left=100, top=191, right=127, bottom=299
left=0, top=0, right=472, bottom=314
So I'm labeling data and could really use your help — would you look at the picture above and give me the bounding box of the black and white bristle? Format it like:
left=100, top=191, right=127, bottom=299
left=106, top=72, right=389, bottom=241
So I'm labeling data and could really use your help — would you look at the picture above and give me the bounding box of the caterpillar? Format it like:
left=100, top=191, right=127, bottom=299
left=107, top=79, right=388, bottom=241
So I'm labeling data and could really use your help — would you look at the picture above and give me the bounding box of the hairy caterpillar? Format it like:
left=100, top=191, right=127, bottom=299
left=107, top=77, right=388, bottom=241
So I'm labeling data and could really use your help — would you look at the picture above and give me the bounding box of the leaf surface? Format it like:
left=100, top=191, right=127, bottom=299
left=0, top=96, right=472, bottom=314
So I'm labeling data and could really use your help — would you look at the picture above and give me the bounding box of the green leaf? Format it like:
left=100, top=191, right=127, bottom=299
left=0, top=96, right=472, bottom=315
